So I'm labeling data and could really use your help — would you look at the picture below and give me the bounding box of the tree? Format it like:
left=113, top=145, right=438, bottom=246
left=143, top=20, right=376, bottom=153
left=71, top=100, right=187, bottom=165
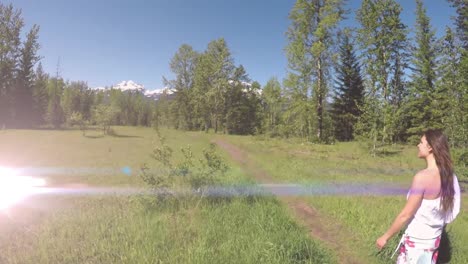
left=62, top=81, right=88, bottom=124
left=33, top=62, right=49, bottom=125
left=331, top=30, right=365, bottom=141
left=437, top=27, right=466, bottom=148
left=164, top=44, right=198, bottom=130
left=355, top=0, right=408, bottom=151
left=46, top=62, right=65, bottom=128
left=92, top=104, right=118, bottom=135
left=261, top=77, right=283, bottom=136
left=0, top=4, right=23, bottom=127
left=192, top=52, right=212, bottom=131
left=224, top=66, right=261, bottom=135
left=447, top=0, right=468, bottom=148
left=205, top=38, right=234, bottom=133
left=447, top=0, right=468, bottom=50
left=46, top=77, right=65, bottom=128
left=16, top=24, right=40, bottom=128
left=192, top=38, right=234, bottom=133
left=68, top=111, right=87, bottom=135
left=285, top=0, right=345, bottom=141
left=406, top=0, right=439, bottom=142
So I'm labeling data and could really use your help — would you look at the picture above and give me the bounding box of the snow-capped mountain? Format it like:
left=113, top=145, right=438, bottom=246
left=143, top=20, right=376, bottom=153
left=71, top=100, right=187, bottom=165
left=112, top=80, right=145, bottom=92
left=91, top=81, right=171, bottom=100
left=144, top=88, right=176, bottom=100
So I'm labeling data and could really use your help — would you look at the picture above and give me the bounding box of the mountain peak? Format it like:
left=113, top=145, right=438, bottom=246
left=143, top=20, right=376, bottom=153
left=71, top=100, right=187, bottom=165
left=113, top=80, right=145, bottom=91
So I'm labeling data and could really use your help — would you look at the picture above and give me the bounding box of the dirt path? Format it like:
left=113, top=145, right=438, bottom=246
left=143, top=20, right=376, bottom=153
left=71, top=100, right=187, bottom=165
left=214, top=138, right=368, bottom=264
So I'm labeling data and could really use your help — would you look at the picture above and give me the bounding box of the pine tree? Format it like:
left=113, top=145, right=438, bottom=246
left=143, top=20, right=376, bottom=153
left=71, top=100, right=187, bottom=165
left=331, top=30, right=364, bottom=141
left=285, top=0, right=345, bottom=142
left=261, top=77, right=283, bottom=137
left=46, top=62, right=65, bottom=128
left=437, top=27, right=466, bottom=148
left=447, top=0, right=468, bottom=148
left=165, top=44, right=198, bottom=130
left=16, top=24, right=40, bottom=128
left=192, top=38, right=234, bottom=132
left=406, top=0, right=439, bottom=142
left=33, top=62, right=49, bottom=125
left=0, top=4, right=23, bottom=127
left=224, top=66, right=260, bottom=135
left=355, top=0, right=408, bottom=152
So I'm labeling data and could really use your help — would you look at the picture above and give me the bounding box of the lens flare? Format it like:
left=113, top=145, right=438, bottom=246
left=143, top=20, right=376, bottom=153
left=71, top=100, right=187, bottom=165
left=0, top=167, right=46, bottom=210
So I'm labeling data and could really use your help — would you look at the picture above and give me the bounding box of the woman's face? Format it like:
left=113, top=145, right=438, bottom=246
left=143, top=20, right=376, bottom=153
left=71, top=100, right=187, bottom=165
left=417, top=135, right=432, bottom=158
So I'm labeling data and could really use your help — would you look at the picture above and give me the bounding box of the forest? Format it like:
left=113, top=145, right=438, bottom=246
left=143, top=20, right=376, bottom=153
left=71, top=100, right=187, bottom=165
left=0, top=0, right=466, bottom=151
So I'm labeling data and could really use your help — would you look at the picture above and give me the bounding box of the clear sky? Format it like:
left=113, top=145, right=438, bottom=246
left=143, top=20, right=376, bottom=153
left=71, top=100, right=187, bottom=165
left=8, top=0, right=456, bottom=90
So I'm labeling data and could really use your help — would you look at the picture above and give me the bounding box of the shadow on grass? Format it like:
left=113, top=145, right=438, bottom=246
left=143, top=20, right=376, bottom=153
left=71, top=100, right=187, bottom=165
left=375, top=149, right=401, bottom=157
left=108, top=133, right=142, bottom=138
left=82, top=132, right=142, bottom=139
left=84, top=134, right=104, bottom=139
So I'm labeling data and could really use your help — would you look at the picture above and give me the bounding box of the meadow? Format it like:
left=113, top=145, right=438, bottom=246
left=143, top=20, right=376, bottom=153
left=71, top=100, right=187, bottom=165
left=0, top=127, right=466, bottom=263
left=0, top=127, right=334, bottom=264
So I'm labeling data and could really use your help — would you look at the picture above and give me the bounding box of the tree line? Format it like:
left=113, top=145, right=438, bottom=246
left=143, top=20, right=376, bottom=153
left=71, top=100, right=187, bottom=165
left=0, top=4, right=157, bottom=132
left=160, top=0, right=466, bottom=150
left=0, top=1, right=466, bottom=150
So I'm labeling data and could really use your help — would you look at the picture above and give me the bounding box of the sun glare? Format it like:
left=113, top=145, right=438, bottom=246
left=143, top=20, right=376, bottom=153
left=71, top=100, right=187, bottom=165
left=0, top=167, right=46, bottom=210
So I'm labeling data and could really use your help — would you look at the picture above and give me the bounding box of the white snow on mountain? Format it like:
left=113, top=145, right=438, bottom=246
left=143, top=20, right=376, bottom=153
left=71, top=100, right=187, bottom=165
left=91, top=81, right=170, bottom=99
left=144, top=88, right=176, bottom=100
left=112, top=80, right=145, bottom=91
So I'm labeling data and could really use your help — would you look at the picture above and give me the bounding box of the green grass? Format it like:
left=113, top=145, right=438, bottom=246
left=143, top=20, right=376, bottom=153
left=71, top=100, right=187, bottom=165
left=0, top=127, right=335, bottom=264
left=221, top=134, right=468, bottom=264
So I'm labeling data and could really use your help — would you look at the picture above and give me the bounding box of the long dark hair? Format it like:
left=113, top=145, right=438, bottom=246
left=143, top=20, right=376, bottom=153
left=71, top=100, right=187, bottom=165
left=424, top=129, right=454, bottom=215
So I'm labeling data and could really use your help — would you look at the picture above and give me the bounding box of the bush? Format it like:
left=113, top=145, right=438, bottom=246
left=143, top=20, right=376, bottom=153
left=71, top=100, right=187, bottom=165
left=139, top=129, right=228, bottom=209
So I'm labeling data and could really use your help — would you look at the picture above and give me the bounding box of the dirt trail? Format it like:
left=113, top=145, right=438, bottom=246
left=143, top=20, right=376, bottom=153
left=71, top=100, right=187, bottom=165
left=214, top=138, right=368, bottom=264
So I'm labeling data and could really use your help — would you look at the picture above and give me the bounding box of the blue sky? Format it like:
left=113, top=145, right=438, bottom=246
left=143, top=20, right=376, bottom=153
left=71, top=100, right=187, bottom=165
left=8, top=0, right=456, bottom=90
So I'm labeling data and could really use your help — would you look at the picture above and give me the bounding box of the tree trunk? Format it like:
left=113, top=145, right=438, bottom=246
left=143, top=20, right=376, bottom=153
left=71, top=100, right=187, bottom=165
left=317, top=57, right=323, bottom=141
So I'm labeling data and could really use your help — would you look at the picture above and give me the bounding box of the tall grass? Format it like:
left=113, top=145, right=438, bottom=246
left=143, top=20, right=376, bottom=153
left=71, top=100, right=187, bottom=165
left=223, top=135, right=468, bottom=264
left=0, top=127, right=334, bottom=264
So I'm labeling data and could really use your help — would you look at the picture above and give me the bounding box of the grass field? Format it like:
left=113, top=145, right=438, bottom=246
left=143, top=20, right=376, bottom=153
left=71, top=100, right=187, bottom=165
left=0, top=127, right=466, bottom=263
left=223, top=134, right=468, bottom=264
left=0, top=127, right=334, bottom=264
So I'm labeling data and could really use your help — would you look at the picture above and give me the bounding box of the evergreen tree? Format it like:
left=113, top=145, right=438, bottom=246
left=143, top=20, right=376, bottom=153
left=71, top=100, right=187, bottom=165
left=261, top=77, right=283, bottom=137
left=437, top=27, right=466, bottom=148
left=46, top=77, right=65, bottom=128
left=331, top=30, right=364, bottom=141
left=447, top=0, right=468, bottom=50
left=0, top=4, right=23, bottom=127
left=33, top=62, right=49, bottom=125
left=165, top=44, right=198, bottom=130
left=16, top=24, right=40, bottom=128
left=192, top=52, right=212, bottom=131
left=285, top=0, right=345, bottom=141
left=406, top=0, right=439, bottom=142
left=192, top=38, right=234, bottom=132
left=225, top=66, right=261, bottom=135
left=447, top=0, right=467, bottom=148
left=355, top=0, right=408, bottom=151
left=62, top=81, right=88, bottom=125
left=46, top=62, right=65, bottom=128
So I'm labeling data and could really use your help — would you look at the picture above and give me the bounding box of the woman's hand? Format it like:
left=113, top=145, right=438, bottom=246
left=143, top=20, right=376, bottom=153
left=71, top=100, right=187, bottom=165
left=376, top=235, right=388, bottom=250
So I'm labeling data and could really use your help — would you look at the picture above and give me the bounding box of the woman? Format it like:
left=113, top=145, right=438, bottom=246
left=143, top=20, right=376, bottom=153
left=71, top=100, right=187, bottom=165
left=376, top=129, right=461, bottom=263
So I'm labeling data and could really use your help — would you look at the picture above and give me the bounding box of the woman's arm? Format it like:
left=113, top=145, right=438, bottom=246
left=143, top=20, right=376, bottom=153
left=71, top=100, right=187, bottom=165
left=376, top=172, right=426, bottom=249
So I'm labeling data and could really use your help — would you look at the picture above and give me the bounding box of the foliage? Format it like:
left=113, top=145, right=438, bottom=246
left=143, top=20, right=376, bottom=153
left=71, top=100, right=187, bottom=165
left=331, top=29, right=365, bottom=141
left=285, top=0, right=345, bottom=142
left=92, top=104, right=118, bottom=135
left=139, top=129, right=228, bottom=207
left=355, top=0, right=409, bottom=151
